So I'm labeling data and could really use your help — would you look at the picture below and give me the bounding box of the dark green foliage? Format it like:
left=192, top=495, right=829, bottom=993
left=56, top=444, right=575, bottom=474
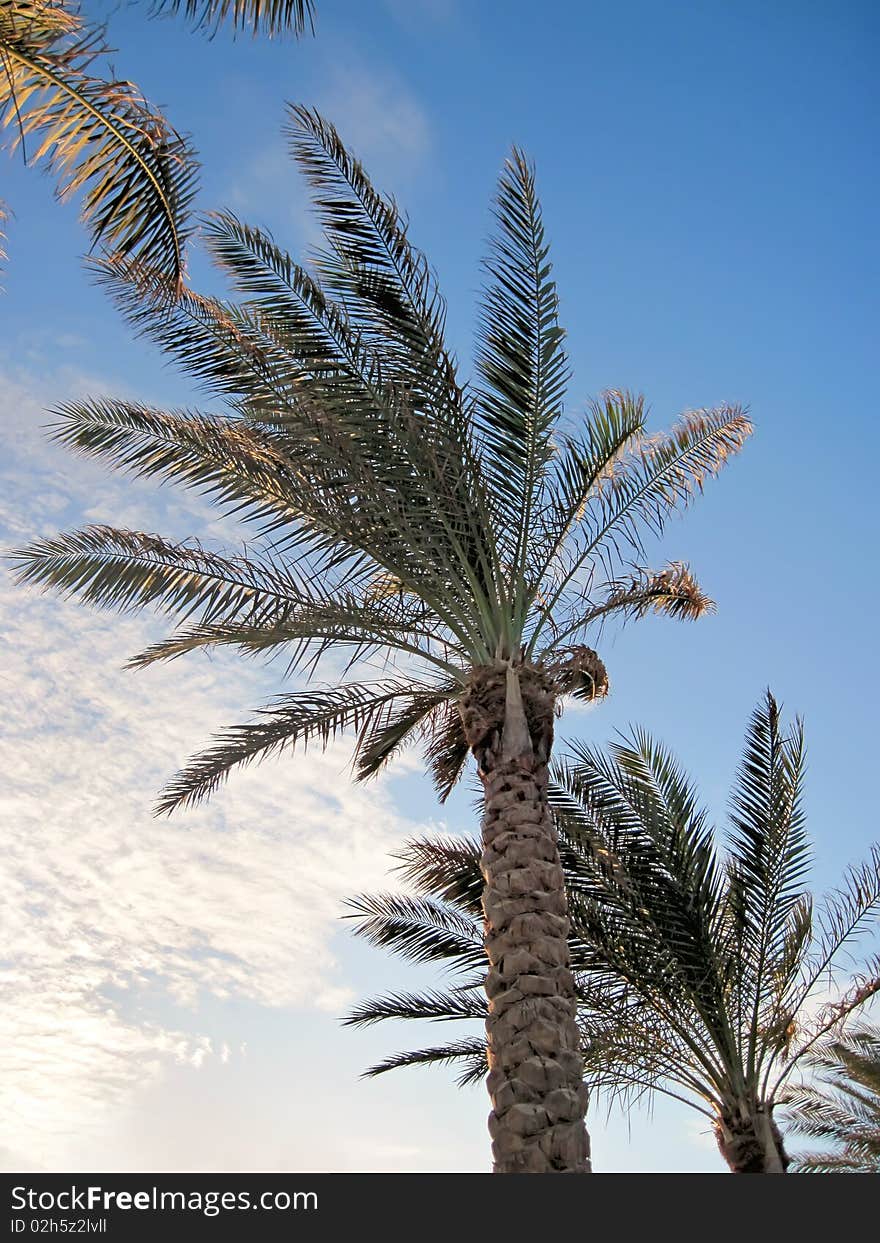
left=345, top=693, right=880, bottom=1142
left=11, top=107, right=749, bottom=812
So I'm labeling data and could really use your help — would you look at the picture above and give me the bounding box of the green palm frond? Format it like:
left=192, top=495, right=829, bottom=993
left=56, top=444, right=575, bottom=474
left=474, top=149, right=567, bottom=587
left=0, top=1, right=196, bottom=285
left=558, top=733, right=728, bottom=992
left=423, top=701, right=471, bottom=802
left=354, top=687, right=455, bottom=781
left=794, top=1152, right=879, bottom=1173
left=284, top=105, right=461, bottom=417
left=126, top=585, right=458, bottom=673
left=344, top=986, right=486, bottom=1028
left=533, top=390, right=645, bottom=576
left=9, top=523, right=440, bottom=681
left=202, top=209, right=391, bottom=415
left=91, top=258, right=308, bottom=414
left=527, top=404, right=751, bottom=654
left=343, top=892, right=483, bottom=970
left=9, top=524, right=299, bottom=622
left=785, top=1025, right=880, bottom=1172
left=44, top=394, right=327, bottom=543
left=393, top=833, right=484, bottom=917
left=724, top=692, right=812, bottom=1077
left=155, top=679, right=440, bottom=813
left=362, top=1038, right=488, bottom=1087
left=345, top=694, right=880, bottom=1155
left=727, top=693, right=811, bottom=940
left=146, top=0, right=316, bottom=38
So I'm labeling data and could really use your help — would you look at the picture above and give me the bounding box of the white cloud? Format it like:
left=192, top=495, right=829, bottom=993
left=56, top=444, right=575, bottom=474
left=0, top=364, right=430, bottom=1169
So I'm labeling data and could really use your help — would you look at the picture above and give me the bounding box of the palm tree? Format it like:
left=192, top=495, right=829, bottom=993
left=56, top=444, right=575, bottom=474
left=783, top=1024, right=880, bottom=1172
left=10, top=106, right=750, bottom=1172
left=345, top=693, right=880, bottom=1173
left=0, top=1, right=316, bottom=285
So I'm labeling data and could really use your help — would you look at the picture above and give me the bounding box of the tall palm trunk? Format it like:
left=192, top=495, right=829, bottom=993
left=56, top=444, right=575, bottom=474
left=460, top=662, right=590, bottom=1173
left=715, top=1104, right=790, bottom=1173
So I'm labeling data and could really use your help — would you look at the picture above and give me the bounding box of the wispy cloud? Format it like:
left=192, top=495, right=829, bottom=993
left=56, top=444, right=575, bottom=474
left=0, top=365, right=430, bottom=1169
left=221, top=56, right=431, bottom=248
left=311, top=59, right=431, bottom=190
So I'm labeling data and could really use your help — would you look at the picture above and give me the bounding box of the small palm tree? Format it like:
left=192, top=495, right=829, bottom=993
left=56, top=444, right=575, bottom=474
left=783, top=1024, right=880, bottom=1172
left=345, top=693, right=880, bottom=1172
left=11, top=107, right=750, bottom=1172
left=0, top=1, right=316, bottom=284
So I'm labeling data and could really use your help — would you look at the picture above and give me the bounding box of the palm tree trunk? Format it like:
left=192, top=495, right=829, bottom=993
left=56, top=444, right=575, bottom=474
left=715, top=1105, right=790, bottom=1173
left=460, top=661, right=590, bottom=1173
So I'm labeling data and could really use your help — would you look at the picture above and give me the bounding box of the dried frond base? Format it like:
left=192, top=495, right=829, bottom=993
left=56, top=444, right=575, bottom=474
left=459, top=661, right=556, bottom=771
left=714, top=1110, right=790, bottom=1174
left=549, top=646, right=609, bottom=703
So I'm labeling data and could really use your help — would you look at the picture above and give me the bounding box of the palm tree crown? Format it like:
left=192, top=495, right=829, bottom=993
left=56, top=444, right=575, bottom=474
left=12, top=105, right=749, bottom=811
left=345, top=693, right=880, bottom=1172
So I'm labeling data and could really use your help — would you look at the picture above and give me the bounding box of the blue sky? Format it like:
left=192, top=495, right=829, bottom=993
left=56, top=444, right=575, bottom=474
left=1, top=0, right=877, bottom=1172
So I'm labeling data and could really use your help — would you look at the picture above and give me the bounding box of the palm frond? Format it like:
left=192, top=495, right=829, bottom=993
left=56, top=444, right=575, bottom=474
left=784, top=957, right=880, bottom=1081
left=354, top=687, right=454, bottom=781
left=393, top=833, right=484, bottom=917
left=528, top=405, right=751, bottom=655
left=784, top=1025, right=880, bottom=1171
left=804, top=1027, right=880, bottom=1096
left=284, top=104, right=461, bottom=419
left=474, top=149, right=567, bottom=583
left=535, top=390, right=646, bottom=562
left=344, top=986, right=486, bottom=1028
left=344, top=891, right=483, bottom=970
left=155, top=679, right=433, bottom=814
left=44, top=395, right=314, bottom=538
left=91, top=258, right=306, bottom=413
left=724, top=692, right=812, bottom=1074
left=202, top=209, right=391, bottom=415
left=8, top=524, right=298, bottom=622
left=0, top=2, right=196, bottom=285
left=562, top=561, right=715, bottom=636
left=128, top=586, right=458, bottom=675
left=791, top=845, right=880, bottom=1022
left=559, top=733, right=728, bottom=971
left=146, top=0, right=317, bottom=37
left=423, top=701, right=470, bottom=802
left=361, top=1038, right=488, bottom=1087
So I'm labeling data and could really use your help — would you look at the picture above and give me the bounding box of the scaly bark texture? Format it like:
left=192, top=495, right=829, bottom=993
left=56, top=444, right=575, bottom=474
left=714, top=1105, right=790, bottom=1173
left=460, top=660, right=592, bottom=1173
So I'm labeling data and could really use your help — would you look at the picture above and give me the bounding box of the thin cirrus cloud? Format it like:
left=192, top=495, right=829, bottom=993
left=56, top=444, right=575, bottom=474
left=0, top=365, right=432, bottom=1170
